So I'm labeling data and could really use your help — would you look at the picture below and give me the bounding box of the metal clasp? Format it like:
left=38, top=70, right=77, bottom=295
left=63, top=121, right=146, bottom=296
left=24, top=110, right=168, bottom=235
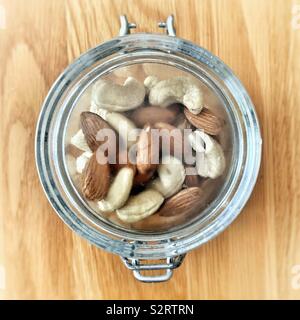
left=121, top=254, right=186, bottom=283
left=119, top=14, right=176, bottom=36
left=119, top=15, right=137, bottom=36
left=158, top=15, right=176, bottom=36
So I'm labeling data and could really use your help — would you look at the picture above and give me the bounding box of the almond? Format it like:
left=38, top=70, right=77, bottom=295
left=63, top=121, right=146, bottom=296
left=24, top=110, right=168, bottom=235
left=136, top=124, right=158, bottom=175
left=132, top=187, right=204, bottom=231
left=184, top=107, right=223, bottom=135
left=82, top=152, right=110, bottom=200
left=153, top=122, right=176, bottom=131
left=110, top=149, right=136, bottom=174
left=66, top=144, right=84, bottom=158
left=133, top=169, right=156, bottom=186
left=157, top=187, right=203, bottom=217
left=174, top=112, right=192, bottom=130
left=131, top=105, right=178, bottom=127
left=184, top=174, right=203, bottom=188
left=184, top=166, right=203, bottom=187
left=80, top=112, right=114, bottom=151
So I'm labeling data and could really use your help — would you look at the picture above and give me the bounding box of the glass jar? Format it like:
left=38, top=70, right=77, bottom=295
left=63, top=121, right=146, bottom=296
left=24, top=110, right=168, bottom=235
left=35, top=15, right=262, bottom=282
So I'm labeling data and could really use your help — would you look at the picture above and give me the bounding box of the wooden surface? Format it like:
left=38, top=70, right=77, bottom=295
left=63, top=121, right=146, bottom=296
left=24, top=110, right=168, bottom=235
left=0, top=0, right=300, bottom=300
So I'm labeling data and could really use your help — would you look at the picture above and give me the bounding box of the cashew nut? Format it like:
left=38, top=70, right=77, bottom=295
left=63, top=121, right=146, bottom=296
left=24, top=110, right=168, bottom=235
left=144, top=75, right=159, bottom=94
left=188, top=130, right=226, bottom=179
left=98, top=166, right=134, bottom=212
left=75, top=151, right=92, bottom=174
left=149, top=155, right=186, bottom=198
left=148, top=76, right=203, bottom=114
left=91, top=108, right=138, bottom=148
left=90, top=102, right=101, bottom=116
left=91, top=77, right=146, bottom=112
left=113, top=65, right=146, bottom=82
left=71, top=129, right=91, bottom=152
left=116, top=189, right=164, bottom=223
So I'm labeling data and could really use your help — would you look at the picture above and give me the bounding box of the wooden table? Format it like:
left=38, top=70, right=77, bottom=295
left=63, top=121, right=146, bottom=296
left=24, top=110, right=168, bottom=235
left=0, top=0, right=300, bottom=300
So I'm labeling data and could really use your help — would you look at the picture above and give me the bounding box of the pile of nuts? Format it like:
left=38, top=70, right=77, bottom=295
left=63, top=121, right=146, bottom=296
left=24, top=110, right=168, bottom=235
left=68, top=74, right=226, bottom=230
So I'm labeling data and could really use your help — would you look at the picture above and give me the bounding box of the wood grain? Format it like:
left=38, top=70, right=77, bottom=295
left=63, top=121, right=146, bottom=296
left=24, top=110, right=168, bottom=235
left=0, top=0, right=300, bottom=299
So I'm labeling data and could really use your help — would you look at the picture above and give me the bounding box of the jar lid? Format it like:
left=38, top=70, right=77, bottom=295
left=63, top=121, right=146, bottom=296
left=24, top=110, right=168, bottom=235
left=35, top=15, right=262, bottom=260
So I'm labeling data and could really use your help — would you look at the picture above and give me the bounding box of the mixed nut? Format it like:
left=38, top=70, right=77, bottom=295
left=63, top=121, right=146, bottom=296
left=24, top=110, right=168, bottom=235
left=68, top=73, right=227, bottom=229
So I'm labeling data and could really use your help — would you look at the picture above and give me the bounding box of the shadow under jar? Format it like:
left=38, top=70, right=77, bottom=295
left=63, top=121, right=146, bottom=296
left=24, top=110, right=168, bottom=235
left=35, top=16, right=262, bottom=282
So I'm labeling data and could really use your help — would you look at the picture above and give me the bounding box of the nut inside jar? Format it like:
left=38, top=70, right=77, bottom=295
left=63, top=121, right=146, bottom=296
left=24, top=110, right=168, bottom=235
left=65, top=63, right=232, bottom=232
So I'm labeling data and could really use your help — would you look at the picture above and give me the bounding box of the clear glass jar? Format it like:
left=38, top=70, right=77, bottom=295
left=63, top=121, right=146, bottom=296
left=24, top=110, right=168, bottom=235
left=35, top=16, right=262, bottom=282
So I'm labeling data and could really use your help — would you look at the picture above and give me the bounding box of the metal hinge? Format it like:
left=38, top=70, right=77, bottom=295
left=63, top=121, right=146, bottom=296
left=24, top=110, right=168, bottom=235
left=119, top=14, right=176, bottom=36
left=121, top=254, right=186, bottom=283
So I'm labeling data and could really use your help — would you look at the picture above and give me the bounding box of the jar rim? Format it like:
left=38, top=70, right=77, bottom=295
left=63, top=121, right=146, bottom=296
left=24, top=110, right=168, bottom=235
left=35, top=33, right=262, bottom=259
